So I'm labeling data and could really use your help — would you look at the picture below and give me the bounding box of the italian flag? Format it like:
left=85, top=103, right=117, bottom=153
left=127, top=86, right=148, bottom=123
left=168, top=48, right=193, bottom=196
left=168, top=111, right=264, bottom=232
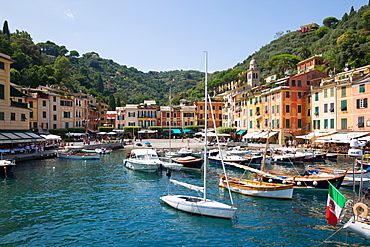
left=326, top=182, right=347, bottom=226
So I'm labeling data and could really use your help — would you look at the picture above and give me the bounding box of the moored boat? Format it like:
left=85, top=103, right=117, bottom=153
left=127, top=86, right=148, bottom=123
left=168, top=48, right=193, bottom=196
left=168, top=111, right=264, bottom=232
left=219, top=174, right=293, bottom=199
left=171, top=156, right=203, bottom=171
left=0, top=159, right=16, bottom=173
left=57, top=151, right=100, bottom=159
left=123, top=149, right=161, bottom=172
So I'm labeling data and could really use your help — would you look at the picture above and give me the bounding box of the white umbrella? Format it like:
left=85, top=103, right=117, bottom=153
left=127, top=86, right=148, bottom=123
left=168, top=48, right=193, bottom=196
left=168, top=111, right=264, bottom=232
left=106, top=132, right=117, bottom=135
left=97, top=132, right=107, bottom=135
left=44, top=134, right=62, bottom=140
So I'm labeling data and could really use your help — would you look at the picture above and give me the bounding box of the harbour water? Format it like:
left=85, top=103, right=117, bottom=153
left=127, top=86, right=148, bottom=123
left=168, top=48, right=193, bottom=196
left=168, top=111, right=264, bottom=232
left=0, top=150, right=368, bottom=246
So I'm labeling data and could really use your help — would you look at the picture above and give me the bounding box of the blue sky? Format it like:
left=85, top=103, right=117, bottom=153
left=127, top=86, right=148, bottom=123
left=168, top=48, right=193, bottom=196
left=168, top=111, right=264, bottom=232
left=1, top=0, right=367, bottom=72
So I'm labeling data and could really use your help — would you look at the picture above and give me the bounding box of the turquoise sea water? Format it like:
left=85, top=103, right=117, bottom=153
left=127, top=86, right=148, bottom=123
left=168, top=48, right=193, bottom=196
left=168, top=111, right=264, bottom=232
left=0, top=151, right=368, bottom=246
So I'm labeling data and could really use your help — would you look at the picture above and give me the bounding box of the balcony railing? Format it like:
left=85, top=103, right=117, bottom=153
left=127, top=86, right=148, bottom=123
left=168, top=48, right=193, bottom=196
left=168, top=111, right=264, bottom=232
left=11, top=101, right=28, bottom=109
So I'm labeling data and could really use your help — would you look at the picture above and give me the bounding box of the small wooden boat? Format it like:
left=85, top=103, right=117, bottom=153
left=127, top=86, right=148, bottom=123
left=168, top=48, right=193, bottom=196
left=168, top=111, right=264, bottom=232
left=171, top=156, right=203, bottom=170
left=306, top=165, right=370, bottom=186
left=219, top=174, right=293, bottom=199
left=57, top=151, right=100, bottom=159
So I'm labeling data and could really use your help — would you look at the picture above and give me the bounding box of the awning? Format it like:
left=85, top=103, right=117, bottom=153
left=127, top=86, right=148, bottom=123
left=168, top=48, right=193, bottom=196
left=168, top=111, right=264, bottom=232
left=138, top=130, right=157, bottom=134
left=0, top=131, right=46, bottom=144
left=66, top=133, right=86, bottom=136
left=236, top=130, right=247, bottom=134
left=171, top=129, right=182, bottom=134
left=201, top=133, right=230, bottom=137
left=242, top=130, right=264, bottom=139
left=183, top=129, right=197, bottom=134
left=315, top=132, right=370, bottom=143
left=259, top=131, right=278, bottom=139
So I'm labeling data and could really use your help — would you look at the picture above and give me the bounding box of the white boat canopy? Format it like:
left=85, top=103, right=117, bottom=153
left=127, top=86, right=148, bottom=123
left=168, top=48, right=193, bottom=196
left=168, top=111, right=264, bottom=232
left=315, top=132, right=370, bottom=143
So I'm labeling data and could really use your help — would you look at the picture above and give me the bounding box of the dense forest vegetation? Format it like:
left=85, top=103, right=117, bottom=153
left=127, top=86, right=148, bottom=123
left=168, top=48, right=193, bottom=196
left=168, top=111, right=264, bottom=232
left=1, top=2, right=370, bottom=107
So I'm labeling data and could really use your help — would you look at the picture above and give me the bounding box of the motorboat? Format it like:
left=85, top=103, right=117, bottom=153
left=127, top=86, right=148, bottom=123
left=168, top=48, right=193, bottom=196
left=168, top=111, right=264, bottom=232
left=171, top=156, right=203, bottom=170
left=123, top=149, right=161, bottom=172
left=0, top=159, right=16, bottom=173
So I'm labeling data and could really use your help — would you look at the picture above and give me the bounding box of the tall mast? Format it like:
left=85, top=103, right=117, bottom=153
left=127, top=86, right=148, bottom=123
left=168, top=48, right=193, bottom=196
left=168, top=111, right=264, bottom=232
left=203, top=51, right=208, bottom=200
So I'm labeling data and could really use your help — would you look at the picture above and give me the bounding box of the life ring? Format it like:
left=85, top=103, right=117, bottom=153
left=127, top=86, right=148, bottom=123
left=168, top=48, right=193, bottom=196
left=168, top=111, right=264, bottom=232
left=353, top=202, right=369, bottom=219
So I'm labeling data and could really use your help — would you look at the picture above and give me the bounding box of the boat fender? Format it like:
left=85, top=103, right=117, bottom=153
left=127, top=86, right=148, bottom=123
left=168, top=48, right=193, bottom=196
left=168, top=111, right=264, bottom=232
left=282, top=180, right=286, bottom=184
left=353, top=203, right=369, bottom=219
left=313, top=181, right=318, bottom=186
left=268, top=179, right=273, bottom=183
left=297, top=181, right=301, bottom=186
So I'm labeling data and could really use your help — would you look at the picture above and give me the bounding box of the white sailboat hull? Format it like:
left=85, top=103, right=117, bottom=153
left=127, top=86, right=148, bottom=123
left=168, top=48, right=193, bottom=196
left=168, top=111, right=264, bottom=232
left=344, top=217, right=370, bottom=239
left=160, top=194, right=237, bottom=219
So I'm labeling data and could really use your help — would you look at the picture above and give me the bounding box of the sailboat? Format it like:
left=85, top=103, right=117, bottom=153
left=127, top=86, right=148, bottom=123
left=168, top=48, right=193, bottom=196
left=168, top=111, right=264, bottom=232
left=343, top=139, right=370, bottom=239
left=218, top=127, right=294, bottom=199
left=160, top=51, right=237, bottom=219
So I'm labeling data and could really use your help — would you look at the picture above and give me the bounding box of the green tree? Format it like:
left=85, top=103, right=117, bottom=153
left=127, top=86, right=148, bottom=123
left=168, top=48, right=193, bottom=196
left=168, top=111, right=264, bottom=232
left=69, top=50, right=80, bottom=57
left=94, top=73, right=104, bottom=93
left=2, top=20, right=10, bottom=39
left=315, top=26, right=330, bottom=38
left=54, top=55, right=71, bottom=83
left=108, top=94, right=116, bottom=110
left=323, top=17, right=339, bottom=28
left=265, top=54, right=300, bottom=77
left=362, top=10, right=370, bottom=29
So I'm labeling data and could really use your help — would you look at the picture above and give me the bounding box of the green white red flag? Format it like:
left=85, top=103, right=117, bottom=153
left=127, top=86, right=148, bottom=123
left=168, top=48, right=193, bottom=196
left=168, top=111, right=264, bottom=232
left=326, top=182, right=347, bottom=226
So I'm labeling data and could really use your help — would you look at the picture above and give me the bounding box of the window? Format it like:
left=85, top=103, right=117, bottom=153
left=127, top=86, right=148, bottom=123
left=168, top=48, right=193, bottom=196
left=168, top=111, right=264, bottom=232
left=272, top=120, right=275, bottom=128
left=42, top=111, right=47, bottom=118
left=330, top=119, right=334, bottom=129
left=291, top=80, right=296, bottom=86
left=286, top=105, right=290, bottom=113
left=298, top=105, right=302, bottom=113
left=43, top=100, right=47, bottom=106
left=63, top=112, right=71, bottom=118
left=30, top=111, right=33, bottom=118
left=264, top=106, right=268, bottom=114
left=29, top=101, right=33, bottom=108
left=11, top=113, right=15, bottom=121
left=341, top=86, right=346, bottom=97
left=249, top=99, right=253, bottom=104
left=0, top=84, right=4, bottom=99
left=286, top=92, right=290, bottom=98
left=219, top=106, right=222, bottom=110
left=314, top=106, right=319, bottom=116
left=276, top=105, right=280, bottom=113
left=324, top=104, right=328, bottom=113
left=265, top=119, right=268, bottom=127
left=128, top=112, right=135, bottom=117
left=341, top=100, right=347, bottom=111
left=53, top=124, right=57, bottom=129
left=315, top=92, right=319, bottom=101
left=330, top=103, right=334, bottom=112
left=249, top=121, right=253, bottom=128
left=21, top=114, right=26, bottom=121
left=53, top=115, right=57, bottom=121
left=324, top=119, right=328, bottom=129
left=286, top=119, right=290, bottom=128
left=249, top=109, right=253, bottom=116
left=358, top=117, right=365, bottom=127
left=0, top=112, right=4, bottom=120
left=200, top=105, right=203, bottom=110
left=308, top=109, right=311, bottom=116
left=307, top=80, right=310, bottom=85
left=324, top=89, right=328, bottom=98
left=298, top=119, right=302, bottom=128
left=330, top=87, right=334, bottom=97
left=341, top=118, right=347, bottom=130
left=298, top=80, right=302, bottom=87
left=53, top=105, right=57, bottom=111
left=53, top=96, right=56, bottom=102
left=360, top=84, right=365, bottom=93
left=264, top=95, right=268, bottom=102
left=356, top=98, right=368, bottom=109
left=272, top=106, right=275, bottom=114
left=0, top=62, right=4, bottom=70
left=277, top=119, right=280, bottom=128
left=298, top=92, right=302, bottom=98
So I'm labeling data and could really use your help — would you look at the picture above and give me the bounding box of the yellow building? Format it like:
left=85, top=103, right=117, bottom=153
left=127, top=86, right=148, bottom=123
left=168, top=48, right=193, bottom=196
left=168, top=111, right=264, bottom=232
left=0, top=53, right=29, bottom=130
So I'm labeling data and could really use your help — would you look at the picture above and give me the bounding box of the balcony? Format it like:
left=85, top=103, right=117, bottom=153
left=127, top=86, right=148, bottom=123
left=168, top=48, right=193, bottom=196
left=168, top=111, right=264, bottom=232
left=11, top=101, right=28, bottom=109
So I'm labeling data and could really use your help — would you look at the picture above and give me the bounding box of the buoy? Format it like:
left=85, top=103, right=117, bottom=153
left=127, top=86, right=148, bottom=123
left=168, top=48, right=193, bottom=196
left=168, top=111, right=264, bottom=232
left=268, top=179, right=273, bottom=183
left=282, top=180, right=286, bottom=184
left=297, top=181, right=301, bottom=186
left=353, top=203, right=369, bottom=218
left=313, top=181, right=318, bottom=186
